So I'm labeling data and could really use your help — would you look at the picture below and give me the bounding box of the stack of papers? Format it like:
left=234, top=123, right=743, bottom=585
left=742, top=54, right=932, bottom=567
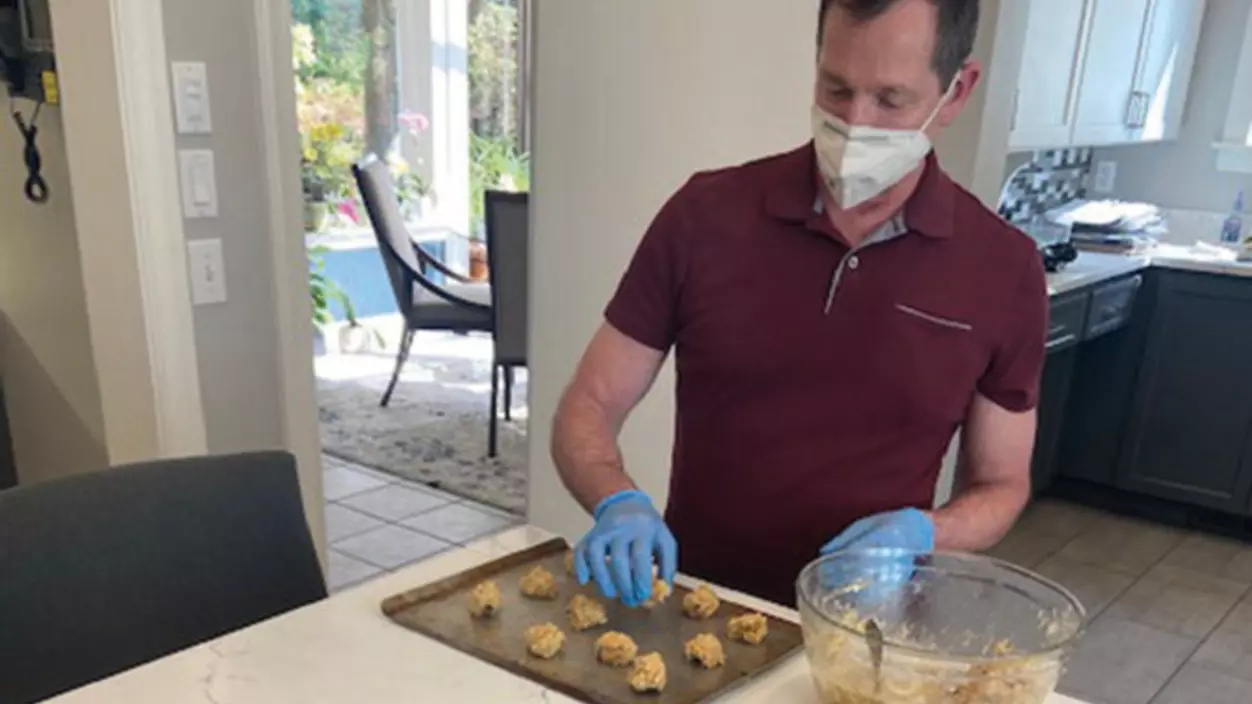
left=1045, top=200, right=1165, bottom=234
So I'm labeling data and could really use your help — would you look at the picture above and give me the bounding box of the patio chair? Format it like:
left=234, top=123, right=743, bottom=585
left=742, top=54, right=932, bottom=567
left=0, top=452, right=326, bottom=703
left=484, top=190, right=530, bottom=458
left=353, top=155, right=492, bottom=408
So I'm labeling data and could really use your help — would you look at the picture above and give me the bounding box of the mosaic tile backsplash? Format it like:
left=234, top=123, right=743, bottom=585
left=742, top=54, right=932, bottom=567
left=998, top=148, right=1093, bottom=224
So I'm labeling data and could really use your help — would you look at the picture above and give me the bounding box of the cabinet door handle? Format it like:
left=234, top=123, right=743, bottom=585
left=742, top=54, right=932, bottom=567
left=1011, top=89, right=1020, bottom=131
left=1128, top=91, right=1149, bottom=129
left=1047, top=332, right=1079, bottom=351
left=1125, top=92, right=1139, bottom=128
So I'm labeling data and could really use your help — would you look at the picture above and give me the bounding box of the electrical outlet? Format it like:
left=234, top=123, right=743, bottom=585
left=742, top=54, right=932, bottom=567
left=1093, top=160, right=1118, bottom=194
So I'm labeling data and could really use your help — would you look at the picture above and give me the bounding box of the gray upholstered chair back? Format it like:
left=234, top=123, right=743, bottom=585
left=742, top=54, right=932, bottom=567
left=354, top=155, right=420, bottom=313
left=0, top=452, right=327, bottom=703
left=485, top=190, right=530, bottom=365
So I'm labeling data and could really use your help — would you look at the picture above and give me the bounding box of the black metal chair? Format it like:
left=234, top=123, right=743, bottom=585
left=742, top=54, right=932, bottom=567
left=353, top=155, right=494, bottom=408
left=484, top=190, right=530, bottom=458
left=0, top=452, right=327, bottom=704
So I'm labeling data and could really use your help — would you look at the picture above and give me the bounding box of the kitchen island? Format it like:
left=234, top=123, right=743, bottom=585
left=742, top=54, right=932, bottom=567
left=47, top=525, right=1089, bottom=704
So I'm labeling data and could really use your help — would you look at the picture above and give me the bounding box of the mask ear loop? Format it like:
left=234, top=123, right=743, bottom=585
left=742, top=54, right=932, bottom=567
left=920, top=74, right=961, bottom=132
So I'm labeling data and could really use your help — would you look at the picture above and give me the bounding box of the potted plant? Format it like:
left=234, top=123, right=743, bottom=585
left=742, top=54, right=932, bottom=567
left=300, top=122, right=357, bottom=233
left=389, top=111, right=436, bottom=223
left=308, top=246, right=383, bottom=354
left=389, top=152, right=434, bottom=223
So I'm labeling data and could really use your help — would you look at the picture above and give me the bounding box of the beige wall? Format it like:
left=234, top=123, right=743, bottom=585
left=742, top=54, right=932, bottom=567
left=525, top=1, right=1028, bottom=538
left=1094, top=0, right=1252, bottom=212
left=162, top=0, right=288, bottom=455
left=161, top=0, right=325, bottom=555
left=0, top=109, right=108, bottom=483
left=526, top=1, right=823, bottom=540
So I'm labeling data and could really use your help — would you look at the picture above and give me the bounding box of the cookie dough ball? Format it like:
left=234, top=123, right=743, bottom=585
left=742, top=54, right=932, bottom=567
left=684, top=633, right=726, bottom=669
left=567, top=593, right=608, bottom=632
left=727, top=612, right=769, bottom=645
left=519, top=566, right=559, bottom=600
left=594, top=631, right=638, bottom=667
left=683, top=584, right=720, bottom=620
left=641, top=578, right=671, bottom=610
left=563, top=550, right=575, bottom=576
left=524, top=622, right=566, bottom=659
left=629, top=652, right=667, bottom=694
left=467, top=580, right=501, bottom=618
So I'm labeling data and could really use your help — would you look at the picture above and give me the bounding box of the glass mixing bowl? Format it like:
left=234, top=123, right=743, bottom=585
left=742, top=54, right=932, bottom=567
left=797, top=549, right=1086, bottom=704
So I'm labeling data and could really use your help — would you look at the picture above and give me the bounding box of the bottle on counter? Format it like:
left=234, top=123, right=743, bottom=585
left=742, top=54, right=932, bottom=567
left=1221, top=189, right=1244, bottom=245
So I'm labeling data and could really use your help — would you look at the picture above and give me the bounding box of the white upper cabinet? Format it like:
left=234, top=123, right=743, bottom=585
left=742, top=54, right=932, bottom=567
left=1070, top=0, right=1154, bottom=146
left=1010, top=0, right=1207, bottom=151
left=1130, top=0, right=1206, bottom=142
left=1009, top=0, right=1092, bottom=151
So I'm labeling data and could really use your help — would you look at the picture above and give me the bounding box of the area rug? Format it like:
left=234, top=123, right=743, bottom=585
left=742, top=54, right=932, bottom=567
left=317, top=352, right=528, bottom=515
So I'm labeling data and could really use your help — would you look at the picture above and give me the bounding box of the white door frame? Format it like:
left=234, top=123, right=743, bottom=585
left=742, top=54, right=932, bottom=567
left=252, top=0, right=328, bottom=559
left=56, top=0, right=325, bottom=556
left=51, top=0, right=208, bottom=463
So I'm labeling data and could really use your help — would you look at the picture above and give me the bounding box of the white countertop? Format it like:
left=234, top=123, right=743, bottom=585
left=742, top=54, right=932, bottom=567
left=46, top=525, right=1090, bottom=704
left=1047, top=247, right=1252, bottom=297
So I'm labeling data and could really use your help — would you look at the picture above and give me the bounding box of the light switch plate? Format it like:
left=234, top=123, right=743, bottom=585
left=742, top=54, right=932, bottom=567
left=171, top=62, right=213, bottom=134
left=1093, top=160, right=1118, bottom=194
left=187, top=239, right=227, bottom=306
left=178, top=149, right=218, bottom=218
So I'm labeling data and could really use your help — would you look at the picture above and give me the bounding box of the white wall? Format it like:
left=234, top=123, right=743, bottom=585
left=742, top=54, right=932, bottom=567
left=0, top=110, right=109, bottom=482
left=526, top=1, right=1030, bottom=538
left=161, top=0, right=325, bottom=557
left=525, top=1, right=816, bottom=540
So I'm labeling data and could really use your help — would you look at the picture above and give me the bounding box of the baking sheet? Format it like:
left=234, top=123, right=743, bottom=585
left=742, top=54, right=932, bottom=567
left=381, top=538, right=805, bottom=704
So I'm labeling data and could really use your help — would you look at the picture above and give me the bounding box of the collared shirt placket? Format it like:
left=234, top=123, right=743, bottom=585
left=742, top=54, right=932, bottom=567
left=820, top=207, right=909, bottom=315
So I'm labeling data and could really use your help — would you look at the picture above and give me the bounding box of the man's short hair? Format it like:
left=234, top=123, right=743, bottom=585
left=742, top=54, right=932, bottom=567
left=818, top=0, right=980, bottom=84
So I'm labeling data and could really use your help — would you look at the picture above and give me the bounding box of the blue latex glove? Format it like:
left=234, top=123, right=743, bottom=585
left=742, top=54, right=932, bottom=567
left=819, top=508, right=935, bottom=597
left=574, top=490, right=677, bottom=608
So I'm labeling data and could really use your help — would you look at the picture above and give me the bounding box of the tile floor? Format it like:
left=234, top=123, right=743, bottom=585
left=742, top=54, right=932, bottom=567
left=322, top=453, right=522, bottom=592
left=986, top=499, right=1252, bottom=704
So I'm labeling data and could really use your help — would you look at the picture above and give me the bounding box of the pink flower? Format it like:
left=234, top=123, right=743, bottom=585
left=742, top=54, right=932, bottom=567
left=399, top=111, right=430, bottom=135
left=337, top=199, right=361, bottom=225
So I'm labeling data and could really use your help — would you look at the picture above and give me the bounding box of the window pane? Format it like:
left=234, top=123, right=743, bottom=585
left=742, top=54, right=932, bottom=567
left=468, top=0, right=530, bottom=235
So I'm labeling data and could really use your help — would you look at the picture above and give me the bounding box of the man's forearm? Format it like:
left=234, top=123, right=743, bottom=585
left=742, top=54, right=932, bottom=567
left=551, top=388, right=636, bottom=514
left=930, top=479, right=1029, bottom=552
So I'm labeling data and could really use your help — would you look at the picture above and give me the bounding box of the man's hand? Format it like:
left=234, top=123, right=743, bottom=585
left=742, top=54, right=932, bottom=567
left=574, top=490, right=677, bottom=607
left=819, top=508, right=934, bottom=598
left=820, top=508, right=935, bottom=555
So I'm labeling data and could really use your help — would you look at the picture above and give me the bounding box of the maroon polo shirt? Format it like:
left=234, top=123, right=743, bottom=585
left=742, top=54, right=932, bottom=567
left=604, top=144, right=1048, bottom=607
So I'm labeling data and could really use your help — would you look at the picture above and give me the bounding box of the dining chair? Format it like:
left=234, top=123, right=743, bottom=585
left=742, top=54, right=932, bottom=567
left=484, top=190, right=530, bottom=458
left=353, top=155, right=493, bottom=408
left=0, top=452, right=327, bottom=704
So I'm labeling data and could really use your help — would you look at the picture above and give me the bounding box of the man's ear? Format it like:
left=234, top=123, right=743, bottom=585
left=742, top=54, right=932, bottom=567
left=937, top=60, right=983, bottom=129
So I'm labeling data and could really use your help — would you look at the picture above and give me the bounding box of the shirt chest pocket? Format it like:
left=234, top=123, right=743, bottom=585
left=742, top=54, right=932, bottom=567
left=857, top=302, right=987, bottom=424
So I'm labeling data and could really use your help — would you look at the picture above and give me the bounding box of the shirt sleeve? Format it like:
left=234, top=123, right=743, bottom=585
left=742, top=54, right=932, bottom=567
left=603, top=182, right=696, bottom=352
left=976, top=252, right=1048, bottom=412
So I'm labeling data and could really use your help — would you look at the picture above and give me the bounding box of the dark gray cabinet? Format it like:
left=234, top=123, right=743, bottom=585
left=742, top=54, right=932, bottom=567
left=1032, top=293, right=1089, bottom=492
left=1116, top=271, right=1252, bottom=513
left=0, top=384, right=15, bottom=490
left=1033, top=348, right=1078, bottom=492
left=1058, top=274, right=1158, bottom=486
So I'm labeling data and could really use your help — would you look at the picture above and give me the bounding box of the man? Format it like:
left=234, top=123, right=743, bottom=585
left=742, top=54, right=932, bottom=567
left=552, top=0, right=1047, bottom=608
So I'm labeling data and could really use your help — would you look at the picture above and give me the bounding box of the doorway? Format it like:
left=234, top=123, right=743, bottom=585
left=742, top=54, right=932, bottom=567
left=289, top=0, right=532, bottom=590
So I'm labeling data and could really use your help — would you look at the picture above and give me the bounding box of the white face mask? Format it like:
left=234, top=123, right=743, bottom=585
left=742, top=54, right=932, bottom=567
left=812, top=80, right=956, bottom=209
